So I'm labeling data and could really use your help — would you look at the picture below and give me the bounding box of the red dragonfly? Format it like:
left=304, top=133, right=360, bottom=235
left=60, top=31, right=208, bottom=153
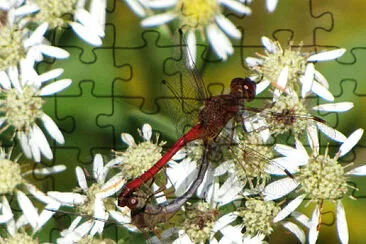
left=118, top=76, right=257, bottom=207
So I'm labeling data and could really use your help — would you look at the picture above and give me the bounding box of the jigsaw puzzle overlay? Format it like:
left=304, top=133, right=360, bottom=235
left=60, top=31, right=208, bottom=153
left=16, top=0, right=366, bottom=243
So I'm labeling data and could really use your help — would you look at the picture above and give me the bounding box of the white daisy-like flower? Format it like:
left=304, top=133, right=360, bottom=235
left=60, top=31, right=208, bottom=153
left=135, top=0, right=251, bottom=68
left=0, top=209, right=57, bottom=243
left=113, top=123, right=167, bottom=180
left=25, top=0, right=106, bottom=46
left=0, top=11, right=69, bottom=77
left=258, top=93, right=353, bottom=143
left=246, top=36, right=346, bottom=101
left=0, top=67, right=71, bottom=162
left=48, top=154, right=126, bottom=236
left=56, top=216, right=119, bottom=244
left=263, top=128, right=365, bottom=244
left=0, top=147, right=66, bottom=231
left=218, top=198, right=306, bottom=244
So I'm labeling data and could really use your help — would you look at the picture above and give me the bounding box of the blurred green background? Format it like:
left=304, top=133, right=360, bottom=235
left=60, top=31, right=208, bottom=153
left=32, top=0, right=366, bottom=243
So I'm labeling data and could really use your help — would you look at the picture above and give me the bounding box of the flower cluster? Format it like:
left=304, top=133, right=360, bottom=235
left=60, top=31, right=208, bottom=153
left=0, top=1, right=364, bottom=244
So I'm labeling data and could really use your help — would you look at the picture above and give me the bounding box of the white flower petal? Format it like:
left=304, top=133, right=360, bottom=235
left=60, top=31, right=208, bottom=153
left=306, top=122, right=319, bottom=154
left=273, top=194, right=306, bottom=222
left=141, top=12, right=177, bottom=27
left=146, top=0, right=177, bottom=9
left=23, top=22, right=48, bottom=48
left=74, top=9, right=104, bottom=37
left=76, top=167, right=88, bottom=191
left=8, top=66, right=21, bottom=92
left=0, top=197, right=13, bottom=223
left=311, top=80, right=334, bottom=101
left=336, top=201, right=348, bottom=244
left=18, top=132, right=32, bottom=159
left=273, top=66, right=288, bottom=99
left=261, top=36, right=277, bottom=53
left=39, top=79, right=72, bottom=96
left=0, top=71, right=11, bottom=89
left=25, top=183, right=54, bottom=204
left=212, top=212, right=237, bottom=233
left=121, top=133, right=135, bottom=146
left=109, top=209, right=131, bottom=224
left=314, top=70, right=329, bottom=88
left=16, top=191, right=39, bottom=229
left=255, top=79, right=270, bottom=95
left=93, top=154, right=105, bottom=184
left=292, top=211, right=311, bottom=228
left=37, top=200, right=61, bottom=231
left=47, top=192, right=87, bottom=206
left=32, top=125, right=53, bottom=159
left=274, top=143, right=308, bottom=163
left=97, top=174, right=125, bottom=199
left=309, top=206, right=320, bottom=244
left=218, top=0, right=252, bottom=15
left=266, top=0, right=279, bottom=13
left=263, top=178, right=299, bottom=200
left=69, top=22, right=103, bottom=46
left=41, top=113, right=65, bottom=144
left=215, top=14, right=241, bottom=39
left=38, top=45, right=70, bottom=59
left=219, top=225, right=244, bottom=243
left=207, top=24, right=233, bottom=60
left=339, top=128, right=363, bottom=157
left=312, top=102, right=354, bottom=112
left=142, top=123, right=152, bottom=141
left=125, top=0, right=146, bottom=17
left=36, top=68, right=64, bottom=84
left=246, top=57, right=263, bottom=67
left=186, top=30, right=196, bottom=70
left=90, top=198, right=107, bottom=235
left=32, top=165, right=66, bottom=175
left=316, top=121, right=347, bottom=143
left=346, top=165, right=366, bottom=176
left=282, top=221, right=305, bottom=244
left=307, top=48, right=346, bottom=62
left=301, top=63, right=314, bottom=98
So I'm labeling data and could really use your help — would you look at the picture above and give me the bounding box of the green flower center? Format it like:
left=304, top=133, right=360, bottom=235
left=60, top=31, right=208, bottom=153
left=297, top=155, right=348, bottom=200
left=34, top=0, right=77, bottom=28
left=183, top=202, right=217, bottom=243
left=0, top=159, right=22, bottom=194
left=178, top=0, right=219, bottom=28
left=255, top=42, right=307, bottom=93
left=0, top=25, right=26, bottom=71
left=263, top=95, right=308, bottom=136
left=118, top=141, right=164, bottom=180
left=233, top=133, right=272, bottom=187
left=2, top=86, right=44, bottom=132
left=238, top=199, right=280, bottom=237
left=0, top=231, right=37, bottom=244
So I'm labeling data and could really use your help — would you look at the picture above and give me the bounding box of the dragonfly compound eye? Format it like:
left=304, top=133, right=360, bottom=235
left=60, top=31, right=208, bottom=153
left=230, top=77, right=256, bottom=101
left=127, top=197, right=139, bottom=209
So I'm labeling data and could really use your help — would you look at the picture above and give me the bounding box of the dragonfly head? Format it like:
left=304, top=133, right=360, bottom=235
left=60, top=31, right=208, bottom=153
left=230, top=77, right=256, bottom=102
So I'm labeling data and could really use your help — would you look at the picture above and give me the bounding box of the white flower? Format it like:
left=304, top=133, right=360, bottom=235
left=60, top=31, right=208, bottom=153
left=135, top=0, right=251, bottom=68
left=263, top=128, right=365, bottom=244
left=28, top=0, right=106, bottom=46
left=113, top=123, right=167, bottom=180
left=0, top=13, right=69, bottom=76
left=0, top=67, right=71, bottom=161
left=246, top=36, right=346, bottom=101
left=0, top=147, right=66, bottom=231
left=258, top=94, right=352, bottom=143
left=48, top=154, right=126, bottom=236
